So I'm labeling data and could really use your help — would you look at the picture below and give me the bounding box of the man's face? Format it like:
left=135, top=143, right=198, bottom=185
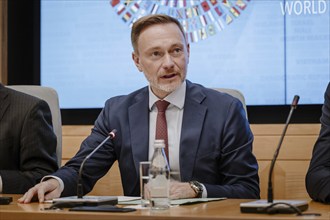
left=132, top=23, right=190, bottom=99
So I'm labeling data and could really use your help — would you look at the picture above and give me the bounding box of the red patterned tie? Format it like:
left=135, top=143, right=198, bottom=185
left=155, top=100, right=170, bottom=162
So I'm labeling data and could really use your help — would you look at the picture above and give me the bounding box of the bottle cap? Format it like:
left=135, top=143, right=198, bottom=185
left=154, top=139, right=165, bottom=148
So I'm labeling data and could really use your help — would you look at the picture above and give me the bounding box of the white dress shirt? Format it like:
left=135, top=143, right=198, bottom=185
left=148, top=81, right=186, bottom=174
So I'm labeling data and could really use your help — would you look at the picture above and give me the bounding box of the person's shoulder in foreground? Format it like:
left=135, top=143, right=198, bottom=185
left=305, top=82, right=330, bottom=204
left=0, top=83, right=58, bottom=194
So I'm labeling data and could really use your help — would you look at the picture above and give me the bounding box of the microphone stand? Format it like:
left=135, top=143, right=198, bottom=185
left=267, top=95, right=299, bottom=203
left=50, top=129, right=118, bottom=209
left=77, top=129, right=116, bottom=198
left=240, top=95, right=309, bottom=214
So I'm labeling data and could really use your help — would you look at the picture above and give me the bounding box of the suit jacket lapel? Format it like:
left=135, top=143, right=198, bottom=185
left=0, top=85, right=9, bottom=122
left=180, top=82, right=207, bottom=181
left=128, top=88, right=150, bottom=177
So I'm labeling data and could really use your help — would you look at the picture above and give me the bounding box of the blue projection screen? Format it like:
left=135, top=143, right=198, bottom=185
left=40, top=0, right=329, bottom=109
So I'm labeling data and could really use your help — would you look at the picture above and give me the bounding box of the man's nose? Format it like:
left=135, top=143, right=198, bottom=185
left=162, top=54, right=175, bottom=69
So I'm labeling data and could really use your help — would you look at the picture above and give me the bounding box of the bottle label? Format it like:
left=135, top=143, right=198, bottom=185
left=150, top=175, right=169, bottom=197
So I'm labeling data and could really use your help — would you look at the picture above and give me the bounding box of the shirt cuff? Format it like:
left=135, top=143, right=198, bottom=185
left=201, top=184, right=208, bottom=198
left=41, top=175, right=64, bottom=194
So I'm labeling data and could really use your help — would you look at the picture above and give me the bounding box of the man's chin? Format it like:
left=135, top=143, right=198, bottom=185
left=158, top=82, right=181, bottom=93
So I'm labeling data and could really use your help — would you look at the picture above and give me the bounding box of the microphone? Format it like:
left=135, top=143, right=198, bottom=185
left=51, top=129, right=118, bottom=208
left=240, top=95, right=309, bottom=214
left=77, top=129, right=117, bottom=198
left=267, top=95, right=299, bottom=203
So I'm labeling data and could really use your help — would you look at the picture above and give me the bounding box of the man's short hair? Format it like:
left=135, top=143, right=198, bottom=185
left=131, top=14, right=186, bottom=53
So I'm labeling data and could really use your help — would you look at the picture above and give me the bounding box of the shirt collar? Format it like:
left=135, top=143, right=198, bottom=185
left=149, top=80, right=186, bottom=110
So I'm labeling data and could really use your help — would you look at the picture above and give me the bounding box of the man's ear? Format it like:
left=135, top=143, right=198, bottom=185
left=186, top=43, right=190, bottom=63
left=132, top=52, right=142, bottom=72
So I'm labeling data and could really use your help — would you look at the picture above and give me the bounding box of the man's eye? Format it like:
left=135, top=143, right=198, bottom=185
left=172, top=48, right=183, bottom=56
left=152, top=51, right=160, bottom=56
left=174, top=48, right=182, bottom=53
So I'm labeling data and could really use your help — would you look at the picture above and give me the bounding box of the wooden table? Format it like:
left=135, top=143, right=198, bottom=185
left=0, top=195, right=329, bottom=220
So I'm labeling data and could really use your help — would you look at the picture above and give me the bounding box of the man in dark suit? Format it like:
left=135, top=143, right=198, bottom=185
left=19, top=14, right=259, bottom=203
left=0, top=83, right=58, bottom=194
left=306, top=82, right=330, bottom=203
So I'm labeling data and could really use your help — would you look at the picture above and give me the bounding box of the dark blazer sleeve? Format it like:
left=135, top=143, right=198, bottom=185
left=53, top=103, right=117, bottom=197
left=0, top=96, right=58, bottom=194
left=53, top=88, right=149, bottom=197
left=306, top=83, right=330, bottom=203
left=203, top=98, right=259, bottom=199
left=180, top=82, right=259, bottom=199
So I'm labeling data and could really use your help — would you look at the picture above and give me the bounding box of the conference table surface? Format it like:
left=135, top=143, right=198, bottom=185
left=0, top=194, right=329, bottom=220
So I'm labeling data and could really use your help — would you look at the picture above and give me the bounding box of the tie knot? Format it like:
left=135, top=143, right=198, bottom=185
left=155, top=100, right=170, bottom=112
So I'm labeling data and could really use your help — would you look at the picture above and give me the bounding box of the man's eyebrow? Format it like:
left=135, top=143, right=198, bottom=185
left=146, top=46, right=162, bottom=51
left=144, top=43, right=184, bottom=52
left=171, top=43, right=184, bottom=47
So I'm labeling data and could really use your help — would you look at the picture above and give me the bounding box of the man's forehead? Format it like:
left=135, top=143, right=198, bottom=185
left=139, top=23, right=183, bottom=38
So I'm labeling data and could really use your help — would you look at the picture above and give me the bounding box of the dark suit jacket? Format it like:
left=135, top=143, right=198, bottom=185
left=0, top=84, right=58, bottom=193
left=55, top=80, right=259, bottom=199
left=306, top=82, right=330, bottom=203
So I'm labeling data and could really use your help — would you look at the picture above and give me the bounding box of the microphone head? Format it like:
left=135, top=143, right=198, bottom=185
left=292, top=95, right=300, bottom=109
left=109, top=129, right=117, bottom=139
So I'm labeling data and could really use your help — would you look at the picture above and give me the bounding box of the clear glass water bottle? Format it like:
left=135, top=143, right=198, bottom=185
left=149, top=139, right=170, bottom=210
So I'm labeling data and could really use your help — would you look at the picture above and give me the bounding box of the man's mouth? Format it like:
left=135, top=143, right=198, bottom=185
left=161, top=73, right=177, bottom=79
